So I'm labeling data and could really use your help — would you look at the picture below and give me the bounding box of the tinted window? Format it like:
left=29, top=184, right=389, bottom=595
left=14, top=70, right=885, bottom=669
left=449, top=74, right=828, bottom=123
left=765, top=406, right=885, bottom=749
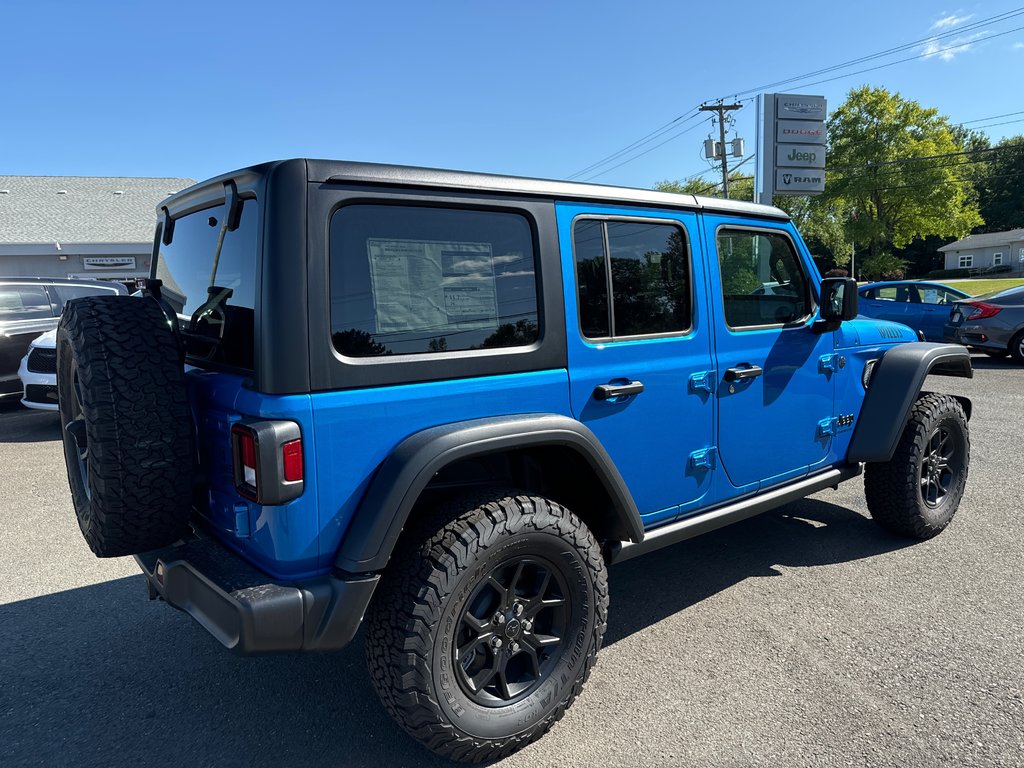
left=0, top=285, right=52, bottom=320
left=573, top=219, right=691, bottom=339
left=716, top=229, right=810, bottom=328
left=572, top=220, right=609, bottom=338
left=52, top=283, right=121, bottom=308
left=330, top=205, right=539, bottom=356
left=155, top=199, right=257, bottom=369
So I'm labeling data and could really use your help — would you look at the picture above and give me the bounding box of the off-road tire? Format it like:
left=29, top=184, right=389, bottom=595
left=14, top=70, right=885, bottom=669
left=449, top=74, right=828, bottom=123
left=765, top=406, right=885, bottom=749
left=864, top=392, right=969, bottom=539
left=57, top=295, right=193, bottom=557
left=364, top=490, right=608, bottom=763
left=1009, top=330, right=1024, bottom=365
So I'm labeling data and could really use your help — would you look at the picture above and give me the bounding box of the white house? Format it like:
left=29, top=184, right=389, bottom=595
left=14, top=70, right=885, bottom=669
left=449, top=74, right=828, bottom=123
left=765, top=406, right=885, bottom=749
left=0, top=175, right=194, bottom=285
left=938, top=228, right=1024, bottom=273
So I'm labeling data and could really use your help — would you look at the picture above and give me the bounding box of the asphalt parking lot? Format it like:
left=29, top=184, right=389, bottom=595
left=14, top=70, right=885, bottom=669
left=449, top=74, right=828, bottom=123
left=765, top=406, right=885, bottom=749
left=1, top=357, right=1022, bottom=768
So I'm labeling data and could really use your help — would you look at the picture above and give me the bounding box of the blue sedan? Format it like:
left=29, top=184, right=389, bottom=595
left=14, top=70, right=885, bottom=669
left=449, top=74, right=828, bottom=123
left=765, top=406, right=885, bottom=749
left=857, top=281, right=971, bottom=341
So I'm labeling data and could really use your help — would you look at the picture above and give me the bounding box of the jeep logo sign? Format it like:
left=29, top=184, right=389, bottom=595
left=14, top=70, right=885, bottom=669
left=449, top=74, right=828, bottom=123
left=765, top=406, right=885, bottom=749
left=776, top=143, right=826, bottom=169
left=775, top=169, right=825, bottom=193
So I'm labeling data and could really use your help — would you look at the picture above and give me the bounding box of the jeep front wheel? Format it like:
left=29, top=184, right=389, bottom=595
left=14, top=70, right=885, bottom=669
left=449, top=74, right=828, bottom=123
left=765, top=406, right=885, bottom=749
left=364, top=491, right=608, bottom=763
left=864, top=392, right=969, bottom=539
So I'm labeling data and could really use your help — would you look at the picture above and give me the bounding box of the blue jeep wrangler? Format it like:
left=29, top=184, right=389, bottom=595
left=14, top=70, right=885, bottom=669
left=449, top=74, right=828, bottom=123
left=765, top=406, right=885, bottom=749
left=56, top=160, right=972, bottom=762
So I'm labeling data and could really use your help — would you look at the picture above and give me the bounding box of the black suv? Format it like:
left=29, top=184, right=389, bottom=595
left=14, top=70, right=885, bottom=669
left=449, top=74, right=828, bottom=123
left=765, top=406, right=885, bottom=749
left=0, top=277, right=127, bottom=398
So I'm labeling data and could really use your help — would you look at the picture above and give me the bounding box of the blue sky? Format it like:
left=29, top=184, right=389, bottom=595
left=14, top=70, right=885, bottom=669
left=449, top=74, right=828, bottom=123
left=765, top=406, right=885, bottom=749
left=4, top=1, right=1023, bottom=188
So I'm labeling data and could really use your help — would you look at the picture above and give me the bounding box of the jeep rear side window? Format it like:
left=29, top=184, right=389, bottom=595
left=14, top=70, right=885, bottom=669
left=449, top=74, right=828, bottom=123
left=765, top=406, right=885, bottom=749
left=716, top=228, right=810, bottom=329
left=329, top=205, right=539, bottom=357
left=154, top=199, right=258, bottom=370
left=572, top=219, right=691, bottom=340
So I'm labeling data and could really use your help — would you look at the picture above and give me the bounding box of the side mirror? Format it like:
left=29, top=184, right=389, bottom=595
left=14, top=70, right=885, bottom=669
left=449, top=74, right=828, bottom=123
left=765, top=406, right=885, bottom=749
left=819, top=277, right=859, bottom=322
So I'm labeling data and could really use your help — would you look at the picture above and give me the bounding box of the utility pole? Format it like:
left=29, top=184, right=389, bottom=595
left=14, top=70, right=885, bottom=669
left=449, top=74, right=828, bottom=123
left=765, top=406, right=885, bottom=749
left=700, top=101, right=742, bottom=198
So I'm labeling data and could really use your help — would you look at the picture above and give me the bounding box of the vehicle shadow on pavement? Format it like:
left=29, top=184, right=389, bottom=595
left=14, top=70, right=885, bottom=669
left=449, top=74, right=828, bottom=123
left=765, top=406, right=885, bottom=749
left=0, top=498, right=910, bottom=768
left=0, top=405, right=62, bottom=443
left=4, top=495, right=909, bottom=765
left=606, top=497, right=913, bottom=646
left=0, top=575, right=453, bottom=768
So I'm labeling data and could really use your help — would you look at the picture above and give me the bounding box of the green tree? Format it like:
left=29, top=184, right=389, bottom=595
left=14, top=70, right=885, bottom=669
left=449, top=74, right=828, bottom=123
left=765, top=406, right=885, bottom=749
left=655, top=172, right=754, bottom=201
left=822, top=86, right=982, bottom=264
left=975, top=135, right=1024, bottom=232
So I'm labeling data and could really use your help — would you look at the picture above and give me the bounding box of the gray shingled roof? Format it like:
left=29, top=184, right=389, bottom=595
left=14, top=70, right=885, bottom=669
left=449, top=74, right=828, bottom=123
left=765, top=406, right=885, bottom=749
left=0, top=175, right=195, bottom=244
left=938, top=228, right=1024, bottom=252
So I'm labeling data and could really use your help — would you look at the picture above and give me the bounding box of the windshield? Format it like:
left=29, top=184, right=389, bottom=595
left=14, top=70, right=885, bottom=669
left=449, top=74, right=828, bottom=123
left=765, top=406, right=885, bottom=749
left=154, top=198, right=257, bottom=369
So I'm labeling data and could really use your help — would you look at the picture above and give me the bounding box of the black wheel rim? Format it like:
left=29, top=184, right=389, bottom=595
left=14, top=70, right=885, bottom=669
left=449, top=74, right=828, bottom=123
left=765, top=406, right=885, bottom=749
left=64, top=363, right=90, bottom=501
left=453, top=555, right=570, bottom=707
left=920, top=426, right=960, bottom=508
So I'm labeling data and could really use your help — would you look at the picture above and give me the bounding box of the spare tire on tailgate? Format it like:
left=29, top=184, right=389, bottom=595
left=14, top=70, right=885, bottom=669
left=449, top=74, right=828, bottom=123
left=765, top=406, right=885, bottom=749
left=57, top=295, right=193, bottom=557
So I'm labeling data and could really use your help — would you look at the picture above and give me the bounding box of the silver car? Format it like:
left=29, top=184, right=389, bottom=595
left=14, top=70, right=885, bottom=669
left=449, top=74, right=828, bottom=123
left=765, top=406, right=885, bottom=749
left=944, top=285, right=1024, bottom=363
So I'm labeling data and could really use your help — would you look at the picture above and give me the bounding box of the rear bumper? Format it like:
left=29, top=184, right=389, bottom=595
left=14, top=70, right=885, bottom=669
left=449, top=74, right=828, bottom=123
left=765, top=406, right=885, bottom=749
left=136, top=535, right=378, bottom=655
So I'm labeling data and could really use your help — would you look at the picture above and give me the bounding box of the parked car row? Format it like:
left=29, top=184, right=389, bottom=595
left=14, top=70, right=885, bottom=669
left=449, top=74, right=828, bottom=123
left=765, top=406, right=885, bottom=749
left=0, top=277, right=128, bottom=408
left=5, top=275, right=1021, bottom=417
left=857, top=279, right=1024, bottom=363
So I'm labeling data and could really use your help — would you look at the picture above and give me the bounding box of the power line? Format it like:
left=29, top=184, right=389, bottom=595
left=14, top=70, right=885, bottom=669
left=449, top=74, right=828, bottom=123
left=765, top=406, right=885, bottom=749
left=773, top=24, right=1024, bottom=94
left=958, top=109, right=1024, bottom=125
left=567, top=109, right=702, bottom=180
left=726, top=7, right=1024, bottom=99
left=826, top=143, right=1024, bottom=174
left=577, top=120, right=708, bottom=182
left=863, top=168, right=1024, bottom=193
left=566, top=7, right=1024, bottom=182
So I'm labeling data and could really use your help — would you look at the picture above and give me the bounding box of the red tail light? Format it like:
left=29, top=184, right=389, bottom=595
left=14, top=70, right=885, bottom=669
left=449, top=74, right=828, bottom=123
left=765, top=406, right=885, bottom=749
left=230, top=421, right=304, bottom=505
left=232, top=424, right=259, bottom=501
left=282, top=439, right=303, bottom=482
left=965, top=301, right=1002, bottom=320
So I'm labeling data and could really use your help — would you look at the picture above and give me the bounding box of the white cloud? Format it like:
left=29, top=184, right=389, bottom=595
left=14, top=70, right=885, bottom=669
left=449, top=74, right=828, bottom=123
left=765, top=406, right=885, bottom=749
left=922, top=30, right=988, bottom=61
left=1013, top=41, right=1024, bottom=50
left=931, top=13, right=974, bottom=30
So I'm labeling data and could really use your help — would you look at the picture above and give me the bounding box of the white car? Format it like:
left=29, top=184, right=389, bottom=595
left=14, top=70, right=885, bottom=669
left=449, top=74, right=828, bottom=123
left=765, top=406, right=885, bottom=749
left=18, top=329, right=58, bottom=411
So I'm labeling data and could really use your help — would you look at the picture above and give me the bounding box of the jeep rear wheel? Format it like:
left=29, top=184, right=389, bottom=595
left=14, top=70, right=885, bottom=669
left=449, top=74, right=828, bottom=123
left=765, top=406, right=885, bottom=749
left=364, top=491, right=608, bottom=763
left=864, top=392, right=969, bottom=539
left=57, top=295, right=193, bottom=557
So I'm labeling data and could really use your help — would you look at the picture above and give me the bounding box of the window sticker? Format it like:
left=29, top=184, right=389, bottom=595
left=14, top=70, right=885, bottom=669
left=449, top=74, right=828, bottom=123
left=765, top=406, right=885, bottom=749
left=367, top=239, right=498, bottom=334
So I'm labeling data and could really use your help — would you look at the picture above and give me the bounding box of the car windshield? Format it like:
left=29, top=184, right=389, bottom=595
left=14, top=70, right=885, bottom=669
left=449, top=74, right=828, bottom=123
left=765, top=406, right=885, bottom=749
left=154, top=199, right=258, bottom=370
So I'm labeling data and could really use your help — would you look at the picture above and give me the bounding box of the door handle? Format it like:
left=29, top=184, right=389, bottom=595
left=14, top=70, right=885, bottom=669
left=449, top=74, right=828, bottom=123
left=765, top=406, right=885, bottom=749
left=593, top=381, right=645, bottom=401
left=723, top=365, right=763, bottom=382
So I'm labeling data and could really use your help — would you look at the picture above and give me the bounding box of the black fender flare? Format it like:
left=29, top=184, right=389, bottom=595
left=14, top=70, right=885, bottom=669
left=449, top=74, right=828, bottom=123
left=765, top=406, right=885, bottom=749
left=847, top=342, right=972, bottom=463
left=334, top=414, right=644, bottom=573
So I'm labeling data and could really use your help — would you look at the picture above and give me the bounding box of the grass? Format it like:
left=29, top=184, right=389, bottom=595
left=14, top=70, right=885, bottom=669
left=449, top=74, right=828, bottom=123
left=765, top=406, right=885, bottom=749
left=940, top=277, right=1024, bottom=296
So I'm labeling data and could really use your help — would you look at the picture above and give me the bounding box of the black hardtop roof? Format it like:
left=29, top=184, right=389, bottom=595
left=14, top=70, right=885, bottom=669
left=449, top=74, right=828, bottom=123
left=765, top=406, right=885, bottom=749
left=163, top=159, right=791, bottom=221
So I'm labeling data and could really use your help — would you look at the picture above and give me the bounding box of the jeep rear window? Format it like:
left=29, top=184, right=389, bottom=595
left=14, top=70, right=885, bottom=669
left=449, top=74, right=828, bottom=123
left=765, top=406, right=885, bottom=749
left=329, top=205, right=539, bottom=357
left=154, top=199, right=257, bottom=370
left=572, top=219, right=692, bottom=340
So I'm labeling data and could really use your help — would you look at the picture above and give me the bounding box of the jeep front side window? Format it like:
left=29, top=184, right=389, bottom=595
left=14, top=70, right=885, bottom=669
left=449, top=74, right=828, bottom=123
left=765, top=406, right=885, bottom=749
left=329, top=205, right=539, bottom=357
left=572, top=219, right=692, bottom=340
left=716, top=229, right=810, bottom=329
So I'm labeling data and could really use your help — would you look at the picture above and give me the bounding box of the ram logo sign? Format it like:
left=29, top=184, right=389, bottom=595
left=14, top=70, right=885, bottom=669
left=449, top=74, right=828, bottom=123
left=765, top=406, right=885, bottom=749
left=775, top=170, right=825, bottom=193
